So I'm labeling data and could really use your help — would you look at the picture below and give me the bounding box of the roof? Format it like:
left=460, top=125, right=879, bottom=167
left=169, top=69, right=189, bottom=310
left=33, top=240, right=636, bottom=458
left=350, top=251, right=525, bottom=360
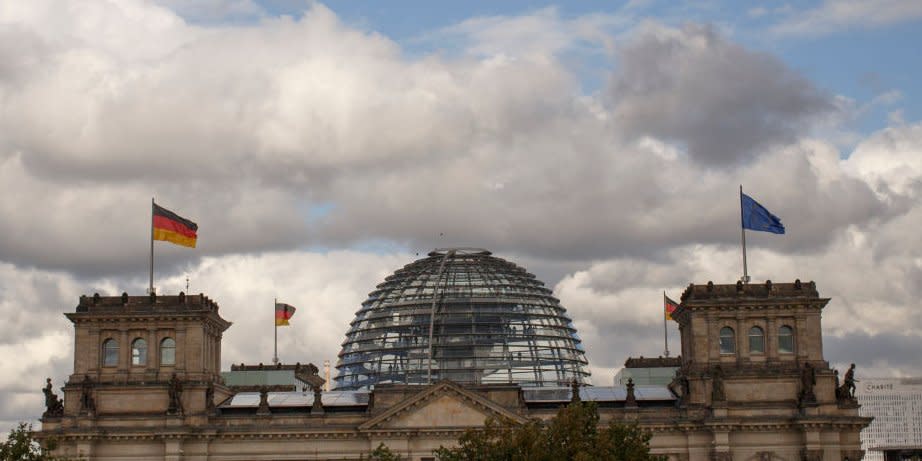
left=218, top=385, right=675, bottom=410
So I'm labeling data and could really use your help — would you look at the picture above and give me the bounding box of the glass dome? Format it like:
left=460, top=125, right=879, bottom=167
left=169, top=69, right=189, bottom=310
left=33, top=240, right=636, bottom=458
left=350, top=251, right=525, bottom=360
left=334, top=248, right=590, bottom=390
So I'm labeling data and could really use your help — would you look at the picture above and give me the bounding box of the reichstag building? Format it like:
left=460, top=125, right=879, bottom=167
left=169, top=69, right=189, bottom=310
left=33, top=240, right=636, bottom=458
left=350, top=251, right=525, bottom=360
left=38, top=248, right=870, bottom=460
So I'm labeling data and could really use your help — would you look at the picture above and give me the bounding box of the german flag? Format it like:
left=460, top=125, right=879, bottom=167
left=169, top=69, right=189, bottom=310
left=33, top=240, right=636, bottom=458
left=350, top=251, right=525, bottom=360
left=275, top=303, right=296, bottom=326
left=665, top=294, right=679, bottom=321
left=153, top=203, right=198, bottom=248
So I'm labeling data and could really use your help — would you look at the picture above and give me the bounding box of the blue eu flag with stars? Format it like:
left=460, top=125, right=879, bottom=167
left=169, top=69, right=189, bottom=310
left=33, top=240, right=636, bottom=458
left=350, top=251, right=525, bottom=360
left=741, top=193, right=785, bottom=234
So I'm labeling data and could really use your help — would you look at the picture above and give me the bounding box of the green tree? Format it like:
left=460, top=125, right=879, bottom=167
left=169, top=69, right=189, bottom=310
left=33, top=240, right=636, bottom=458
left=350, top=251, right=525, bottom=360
left=0, top=423, right=59, bottom=461
left=434, top=402, right=663, bottom=461
left=366, top=442, right=403, bottom=461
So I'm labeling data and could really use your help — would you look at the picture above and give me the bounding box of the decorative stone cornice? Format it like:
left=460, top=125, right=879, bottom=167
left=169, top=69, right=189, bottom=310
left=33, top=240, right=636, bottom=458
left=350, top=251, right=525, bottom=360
left=358, top=380, right=528, bottom=430
left=67, top=293, right=231, bottom=331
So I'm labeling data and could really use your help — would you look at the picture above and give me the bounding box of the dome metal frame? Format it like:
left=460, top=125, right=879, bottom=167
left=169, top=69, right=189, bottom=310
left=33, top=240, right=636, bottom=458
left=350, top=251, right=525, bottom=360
left=334, top=248, right=590, bottom=390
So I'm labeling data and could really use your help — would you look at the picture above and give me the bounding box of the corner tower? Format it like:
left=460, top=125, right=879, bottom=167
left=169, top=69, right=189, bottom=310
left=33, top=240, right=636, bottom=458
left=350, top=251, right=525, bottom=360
left=52, top=293, right=232, bottom=427
left=671, top=280, right=869, bottom=460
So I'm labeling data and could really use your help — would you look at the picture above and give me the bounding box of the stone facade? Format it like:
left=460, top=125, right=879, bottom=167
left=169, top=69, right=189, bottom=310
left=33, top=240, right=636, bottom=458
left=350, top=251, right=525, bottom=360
left=38, top=281, right=870, bottom=460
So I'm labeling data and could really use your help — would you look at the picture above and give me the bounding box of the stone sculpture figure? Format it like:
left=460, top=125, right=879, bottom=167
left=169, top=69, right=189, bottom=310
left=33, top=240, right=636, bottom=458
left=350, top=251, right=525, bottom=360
left=844, top=363, right=857, bottom=398
left=79, top=374, right=95, bottom=415
left=711, top=365, right=725, bottom=402
left=167, top=373, right=184, bottom=415
left=800, top=363, right=816, bottom=404
left=257, top=386, right=271, bottom=415
left=570, top=378, right=581, bottom=403
left=625, top=378, right=638, bottom=407
left=42, top=378, right=64, bottom=417
left=205, top=381, right=215, bottom=413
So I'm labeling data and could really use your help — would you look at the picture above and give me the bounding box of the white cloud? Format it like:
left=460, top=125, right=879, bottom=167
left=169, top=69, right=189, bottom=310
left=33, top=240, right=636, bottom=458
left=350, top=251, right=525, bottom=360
left=772, top=0, right=922, bottom=36
left=844, top=122, right=922, bottom=198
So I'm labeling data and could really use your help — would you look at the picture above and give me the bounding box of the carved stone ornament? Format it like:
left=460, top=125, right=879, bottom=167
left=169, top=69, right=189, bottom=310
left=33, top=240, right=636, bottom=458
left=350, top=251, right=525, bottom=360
left=800, top=362, right=817, bottom=405
left=257, top=387, right=271, bottom=415
left=167, top=373, right=184, bottom=415
left=205, top=381, right=215, bottom=413
left=570, top=378, right=581, bottom=403
left=42, top=378, right=64, bottom=418
left=711, top=366, right=726, bottom=402
left=79, top=374, right=96, bottom=415
left=625, top=378, right=638, bottom=408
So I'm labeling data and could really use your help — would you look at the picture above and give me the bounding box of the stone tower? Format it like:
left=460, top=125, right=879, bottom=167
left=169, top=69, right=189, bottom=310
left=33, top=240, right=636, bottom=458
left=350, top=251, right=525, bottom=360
left=44, top=292, right=232, bottom=458
left=672, top=280, right=867, bottom=461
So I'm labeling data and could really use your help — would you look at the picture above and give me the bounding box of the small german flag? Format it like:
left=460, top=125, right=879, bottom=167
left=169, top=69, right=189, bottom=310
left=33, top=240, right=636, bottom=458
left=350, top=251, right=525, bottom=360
left=665, top=294, right=679, bottom=321
left=275, top=303, right=296, bottom=326
left=153, top=203, right=198, bottom=248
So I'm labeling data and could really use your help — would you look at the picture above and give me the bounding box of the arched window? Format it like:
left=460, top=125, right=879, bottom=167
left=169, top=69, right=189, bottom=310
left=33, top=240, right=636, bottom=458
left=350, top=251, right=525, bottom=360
left=719, top=327, right=736, bottom=354
left=778, top=326, right=795, bottom=353
left=161, top=338, right=176, bottom=366
left=748, top=326, right=765, bottom=354
left=131, top=338, right=147, bottom=366
left=102, top=338, right=119, bottom=367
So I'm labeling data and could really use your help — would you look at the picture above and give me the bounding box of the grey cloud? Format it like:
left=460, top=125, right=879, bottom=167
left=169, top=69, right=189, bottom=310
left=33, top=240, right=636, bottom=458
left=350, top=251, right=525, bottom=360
left=824, top=332, right=922, bottom=376
left=607, top=23, right=835, bottom=166
left=0, top=3, right=890, bottom=277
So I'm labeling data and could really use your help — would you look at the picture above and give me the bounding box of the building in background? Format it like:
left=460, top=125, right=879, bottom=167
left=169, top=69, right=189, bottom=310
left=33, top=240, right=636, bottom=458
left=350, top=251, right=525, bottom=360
left=37, top=250, right=871, bottom=460
left=857, top=378, right=922, bottom=461
left=613, top=356, right=680, bottom=386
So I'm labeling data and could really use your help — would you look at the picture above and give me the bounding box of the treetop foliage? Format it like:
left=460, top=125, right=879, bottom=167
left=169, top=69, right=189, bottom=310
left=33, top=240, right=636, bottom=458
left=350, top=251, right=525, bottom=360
left=433, top=401, right=663, bottom=461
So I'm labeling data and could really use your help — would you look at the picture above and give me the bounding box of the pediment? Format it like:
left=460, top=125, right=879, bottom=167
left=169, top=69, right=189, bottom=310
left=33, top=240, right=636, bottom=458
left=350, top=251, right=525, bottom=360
left=359, top=381, right=527, bottom=431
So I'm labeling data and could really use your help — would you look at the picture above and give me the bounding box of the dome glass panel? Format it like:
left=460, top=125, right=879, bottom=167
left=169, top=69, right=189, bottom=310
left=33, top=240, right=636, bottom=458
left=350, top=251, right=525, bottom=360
left=334, top=248, right=590, bottom=390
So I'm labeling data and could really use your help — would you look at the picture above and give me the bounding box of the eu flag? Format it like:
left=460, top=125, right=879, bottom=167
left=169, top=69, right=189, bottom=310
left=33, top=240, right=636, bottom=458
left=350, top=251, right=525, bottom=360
left=741, top=193, right=785, bottom=234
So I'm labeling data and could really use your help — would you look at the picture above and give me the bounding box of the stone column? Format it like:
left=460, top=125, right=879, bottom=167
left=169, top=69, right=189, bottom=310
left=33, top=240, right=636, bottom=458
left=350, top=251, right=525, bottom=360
left=75, top=440, right=94, bottom=459
left=176, top=328, right=187, bottom=372
left=795, top=315, right=809, bottom=362
left=147, top=328, right=157, bottom=370
left=164, top=437, right=183, bottom=461
left=87, top=326, right=100, bottom=376
left=119, top=330, right=129, bottom=374
left=765, top=317, right=778, bottom=361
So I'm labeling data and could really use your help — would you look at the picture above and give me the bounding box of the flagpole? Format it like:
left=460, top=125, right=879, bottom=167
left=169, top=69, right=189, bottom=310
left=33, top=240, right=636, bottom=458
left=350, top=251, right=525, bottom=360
left=740, top=185, right=750, bottom=284
left=149, top=198, right=155, bottom=294
left=663, top=291, right=670, bottom=357
left=273, top=298, right=279, bottom=364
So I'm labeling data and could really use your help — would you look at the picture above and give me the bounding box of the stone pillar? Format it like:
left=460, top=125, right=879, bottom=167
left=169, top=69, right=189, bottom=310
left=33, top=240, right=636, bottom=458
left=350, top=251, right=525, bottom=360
left=146, top=328, right=156, bottom=369
left=119, top=330, right=129, bottom=374
left=75, top=440, right=94, bottom=459
left=176, top=328, right=187, bottom=372
left=87, top=326, right=100, bottom=376
left=711, top=430, right=730, bottom=460
left=164, top=437, right=183, bottom=461
left=796, top=316, right=809, bottom=362
left=766, top=317, right=777, bottom=360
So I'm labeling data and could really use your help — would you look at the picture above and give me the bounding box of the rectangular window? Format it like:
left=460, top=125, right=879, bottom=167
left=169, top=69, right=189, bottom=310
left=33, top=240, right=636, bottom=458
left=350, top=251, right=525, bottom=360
left=749, top=335, right=764, bottom=354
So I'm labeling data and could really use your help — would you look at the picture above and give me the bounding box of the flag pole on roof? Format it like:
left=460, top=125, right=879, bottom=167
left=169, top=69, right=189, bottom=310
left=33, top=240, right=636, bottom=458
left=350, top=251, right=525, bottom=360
left=273, top=301, right=297, bottom=364
left=149, top=199, right=198, bottom=294
left=664, top=293, right=679, bottom=357
left=739, top=186, right=786, bottom=284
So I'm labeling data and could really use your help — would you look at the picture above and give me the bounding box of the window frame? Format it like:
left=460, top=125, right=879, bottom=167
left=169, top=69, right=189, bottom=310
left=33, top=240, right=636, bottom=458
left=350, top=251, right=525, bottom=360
left=131, top=338, right=148, bottom=366
left=778, top=325, right=795, bottom=354
left=160, top=337, right=176, bottom=366
left=748, top=326, right=765, bottom=354
left=718, top=326, right=736, bottom=355
left=102, top=338, right=119, bottom=367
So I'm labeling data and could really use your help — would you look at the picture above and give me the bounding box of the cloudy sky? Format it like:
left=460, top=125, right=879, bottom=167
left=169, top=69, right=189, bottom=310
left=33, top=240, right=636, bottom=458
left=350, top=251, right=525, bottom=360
left=3, top=0, right=922, bottom=434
